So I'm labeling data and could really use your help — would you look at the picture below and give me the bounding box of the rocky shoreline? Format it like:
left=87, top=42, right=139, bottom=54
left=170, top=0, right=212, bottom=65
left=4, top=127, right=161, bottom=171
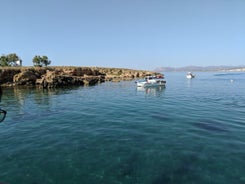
left=0, top=66, right=159, bottom=88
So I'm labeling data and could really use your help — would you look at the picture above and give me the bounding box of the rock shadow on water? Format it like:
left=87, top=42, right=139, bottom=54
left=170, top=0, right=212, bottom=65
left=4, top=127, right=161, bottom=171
left=193, top=119, right=229, bottom=133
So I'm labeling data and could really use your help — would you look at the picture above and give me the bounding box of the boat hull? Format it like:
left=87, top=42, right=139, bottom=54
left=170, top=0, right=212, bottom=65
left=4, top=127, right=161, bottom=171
left=186, top=75, right=194, bottom=79
left=186, top=73, right=195, bottom=79
left=136, top=75, right=166, bottom=88
left=136, top=81, right=166, bottom=87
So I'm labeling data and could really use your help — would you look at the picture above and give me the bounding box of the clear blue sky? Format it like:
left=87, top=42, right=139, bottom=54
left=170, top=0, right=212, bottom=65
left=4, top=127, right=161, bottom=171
left=0, top=0, right=244, bottom=70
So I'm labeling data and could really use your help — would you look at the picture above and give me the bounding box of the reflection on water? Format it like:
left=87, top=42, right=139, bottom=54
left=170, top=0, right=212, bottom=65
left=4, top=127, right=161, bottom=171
left=136, top=86, right=165, bottom=97
left=1, top=86, right=80, bottom=122
left=1, top=73, right=245, bottom=184
left=3, top=86, right=79, bottom=106
left=186, top=78, right=193, bottom=88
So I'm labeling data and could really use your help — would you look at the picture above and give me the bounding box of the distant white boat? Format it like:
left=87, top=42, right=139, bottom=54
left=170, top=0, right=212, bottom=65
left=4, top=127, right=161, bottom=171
left=136, top=75, right=166, bottom=87
left=186, top=72, right=195, bottom=79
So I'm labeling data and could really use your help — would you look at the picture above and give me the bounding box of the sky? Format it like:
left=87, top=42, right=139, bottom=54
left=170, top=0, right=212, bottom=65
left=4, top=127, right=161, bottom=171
left=0, top=0, right=245, bottom=70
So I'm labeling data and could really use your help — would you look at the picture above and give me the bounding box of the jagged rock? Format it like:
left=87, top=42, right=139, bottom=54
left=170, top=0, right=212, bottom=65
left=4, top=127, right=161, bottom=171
left=0, top=66, right=159, bottom=88
left=36, top=70, right=82, bottom=88
left=13, top=70, right=38, bottom=85
left=0, top=68, right=21, bottom=84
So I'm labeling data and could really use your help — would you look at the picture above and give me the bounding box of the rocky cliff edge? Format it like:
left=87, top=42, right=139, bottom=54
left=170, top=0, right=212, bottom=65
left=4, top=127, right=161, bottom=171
left=0, top=66, right=159, bottom=88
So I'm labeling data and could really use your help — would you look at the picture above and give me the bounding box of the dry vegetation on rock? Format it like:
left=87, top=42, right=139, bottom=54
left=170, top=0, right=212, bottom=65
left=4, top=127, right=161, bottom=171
left=0, top=66, right=158, bottom=88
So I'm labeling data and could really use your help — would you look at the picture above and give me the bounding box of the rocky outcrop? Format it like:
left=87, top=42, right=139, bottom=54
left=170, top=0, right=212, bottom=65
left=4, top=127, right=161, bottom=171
left=14, top=69, right=41, bottom=85
left=0, top=66, right=159, bottom=88
left=96, top=67, right=155, bottom=82
left=35, top=70, right=103, bottom=88
left=0, top=68, right=21, bottom=85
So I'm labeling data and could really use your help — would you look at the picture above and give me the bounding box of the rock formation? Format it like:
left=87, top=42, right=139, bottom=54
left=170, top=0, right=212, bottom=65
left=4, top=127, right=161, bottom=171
left=0, top=66, right=158, bottom=88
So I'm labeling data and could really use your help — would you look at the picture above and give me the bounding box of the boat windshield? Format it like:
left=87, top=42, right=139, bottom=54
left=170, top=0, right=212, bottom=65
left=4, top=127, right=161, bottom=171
left=145, top=76, right=154, bottom=80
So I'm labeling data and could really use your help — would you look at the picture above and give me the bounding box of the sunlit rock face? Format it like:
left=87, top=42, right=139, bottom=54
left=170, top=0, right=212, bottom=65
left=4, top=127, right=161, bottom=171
left=0, top=67, right=159, bottom=88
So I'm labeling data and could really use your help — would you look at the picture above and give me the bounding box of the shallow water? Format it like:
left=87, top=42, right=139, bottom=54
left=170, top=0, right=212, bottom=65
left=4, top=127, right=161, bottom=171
left=0, top=72, right=245, bottom=184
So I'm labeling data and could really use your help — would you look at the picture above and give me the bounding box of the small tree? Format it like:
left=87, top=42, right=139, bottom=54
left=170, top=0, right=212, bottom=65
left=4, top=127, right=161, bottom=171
left=33, top=55, right=51, bottom=67
left=32, top=55, right=42, bottom=67
left=42, top=56, right=51, bottom=66
left=0, top=53, right=20, bottom=66
left=7, top=53, right=20, bottom=66
left=0, top=55, right=9, bottom=66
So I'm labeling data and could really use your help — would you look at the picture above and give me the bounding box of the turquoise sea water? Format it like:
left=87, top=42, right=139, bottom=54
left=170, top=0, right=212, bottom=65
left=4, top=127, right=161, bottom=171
left=0, top=72, right=245, bottom=184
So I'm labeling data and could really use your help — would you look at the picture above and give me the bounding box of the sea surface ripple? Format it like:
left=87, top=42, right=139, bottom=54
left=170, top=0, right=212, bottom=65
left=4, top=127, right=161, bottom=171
left=0, top=72, right=245, bottom=184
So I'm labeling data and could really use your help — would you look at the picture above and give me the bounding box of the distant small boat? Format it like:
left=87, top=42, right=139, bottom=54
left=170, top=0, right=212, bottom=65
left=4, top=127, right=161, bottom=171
left=186, top=72, right=195, bottom=79
left=136, top=75, right=166, bottom=87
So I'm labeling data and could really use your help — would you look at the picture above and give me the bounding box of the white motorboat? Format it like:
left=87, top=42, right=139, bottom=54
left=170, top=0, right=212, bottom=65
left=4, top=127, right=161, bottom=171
left=136, top=75, right=166, bottom=87
left=186, top=72, right=195, bottom=79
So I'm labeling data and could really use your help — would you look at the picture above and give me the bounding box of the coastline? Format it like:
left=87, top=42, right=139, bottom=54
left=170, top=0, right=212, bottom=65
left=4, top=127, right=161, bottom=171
left=0, top=66, right=160, bottom=88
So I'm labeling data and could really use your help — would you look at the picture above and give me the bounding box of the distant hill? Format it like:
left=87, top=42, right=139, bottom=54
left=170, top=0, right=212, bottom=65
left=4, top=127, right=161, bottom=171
left=154, top=66, right=245, bottom=72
